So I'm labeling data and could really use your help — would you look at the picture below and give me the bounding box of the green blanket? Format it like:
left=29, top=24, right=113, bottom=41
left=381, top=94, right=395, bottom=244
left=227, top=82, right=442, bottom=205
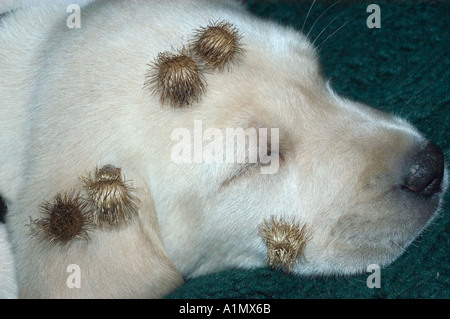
left=166, top=0, right=449, bottom=299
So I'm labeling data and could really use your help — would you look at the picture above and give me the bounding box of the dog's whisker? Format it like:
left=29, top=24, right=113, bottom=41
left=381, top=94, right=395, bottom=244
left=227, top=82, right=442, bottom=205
left=301, top=0, right=316, bottom=34
left=436, top=130, right=447, bottom=149
left=342, top=275, right=365, bottom=287
left=386, top=53, right=444, bottom=110
left=398, top=84, right=430, bottom=117
left=311, top=8, right=350, bottom=48
left=390, top=240, right=407, bottom=254
left=316, top=20, right=349, bottom=52
left=322, top=223, right=353, bottom=253
left=305, top=0, right=342, bottom=40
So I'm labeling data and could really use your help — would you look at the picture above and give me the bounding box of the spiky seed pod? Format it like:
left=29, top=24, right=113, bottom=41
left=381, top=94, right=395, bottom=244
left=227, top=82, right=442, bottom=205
left=82, top=165, right=139, bottom=227
left=32, top=192, right=92, bottom=245
left=144, top=49, right=206, bottom=108
left=192, top=21, right=244, bottom=71
left=259, top=216, right=310, bottom=272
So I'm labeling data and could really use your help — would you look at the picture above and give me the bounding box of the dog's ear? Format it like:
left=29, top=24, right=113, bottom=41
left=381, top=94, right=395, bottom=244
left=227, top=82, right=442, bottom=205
left=26, top=164, right=183, bottom=297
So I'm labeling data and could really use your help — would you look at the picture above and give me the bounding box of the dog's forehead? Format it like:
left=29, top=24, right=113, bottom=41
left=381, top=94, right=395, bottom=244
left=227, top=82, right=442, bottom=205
left=242, top=31, right=320, bottom=81
left=199, top=36, right=324, bottom=115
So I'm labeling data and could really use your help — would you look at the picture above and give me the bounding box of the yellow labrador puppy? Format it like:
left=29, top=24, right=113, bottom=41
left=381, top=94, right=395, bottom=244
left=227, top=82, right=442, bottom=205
left=0, top=0, right=446, bottom=298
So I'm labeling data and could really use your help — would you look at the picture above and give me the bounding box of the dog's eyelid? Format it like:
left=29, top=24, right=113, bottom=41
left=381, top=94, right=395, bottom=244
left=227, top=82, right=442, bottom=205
left=219, top=162, right=257, bottom=190
left=243, top=161, right=260, bottom=171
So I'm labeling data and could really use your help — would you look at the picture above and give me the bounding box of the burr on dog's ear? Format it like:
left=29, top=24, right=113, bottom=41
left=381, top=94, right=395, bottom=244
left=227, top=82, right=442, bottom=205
left=144, top=48, right=207, bottom=108
left=81, top=164, right=139, bottom=228
left=31, top=192, right=92, bottom=245
left=192, top=20, right=244, bottom=71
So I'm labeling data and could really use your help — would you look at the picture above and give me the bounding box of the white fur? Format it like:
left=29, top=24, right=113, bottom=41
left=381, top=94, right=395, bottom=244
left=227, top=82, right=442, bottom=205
left=0, top=224, right=17, bottom=298
left=0, top=0, right=446, bottom=298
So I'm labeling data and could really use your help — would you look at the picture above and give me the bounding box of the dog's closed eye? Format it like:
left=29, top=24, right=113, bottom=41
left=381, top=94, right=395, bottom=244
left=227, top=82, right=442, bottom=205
left=219, top=135, right=285, bottom=189
left=220, top=162, right=261, bottom=190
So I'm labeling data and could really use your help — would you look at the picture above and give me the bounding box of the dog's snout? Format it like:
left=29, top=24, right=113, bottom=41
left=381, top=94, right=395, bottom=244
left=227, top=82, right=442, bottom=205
left=402, top=141, right=445, bottom=196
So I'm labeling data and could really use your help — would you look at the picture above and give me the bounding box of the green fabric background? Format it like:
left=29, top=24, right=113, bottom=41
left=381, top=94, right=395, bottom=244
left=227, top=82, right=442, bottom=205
left=166, top=0, right=450, bottom=299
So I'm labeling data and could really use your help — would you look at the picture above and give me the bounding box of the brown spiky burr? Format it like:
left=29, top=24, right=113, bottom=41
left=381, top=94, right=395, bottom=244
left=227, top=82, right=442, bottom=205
left=32, top=191, right=92, bottom=245
left=259, top=215, right=310, bottom=272
left=192, top=20, right=244, bottom=71
left=82, top=165, right=139, bottom=227
left=144, top=48, right=206, bottom=108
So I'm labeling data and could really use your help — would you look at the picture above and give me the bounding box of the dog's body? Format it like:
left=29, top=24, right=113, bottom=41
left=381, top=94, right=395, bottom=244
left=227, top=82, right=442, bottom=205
left=0, top=0, right=447, bottom=298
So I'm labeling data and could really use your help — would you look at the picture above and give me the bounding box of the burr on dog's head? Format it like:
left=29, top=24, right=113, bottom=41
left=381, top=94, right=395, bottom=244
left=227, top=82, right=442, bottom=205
left=149, top=19, right=447, bottom=278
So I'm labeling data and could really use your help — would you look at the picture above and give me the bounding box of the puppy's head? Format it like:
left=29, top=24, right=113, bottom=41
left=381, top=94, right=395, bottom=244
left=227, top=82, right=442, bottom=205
left=151, top=21, right=447, bottom=277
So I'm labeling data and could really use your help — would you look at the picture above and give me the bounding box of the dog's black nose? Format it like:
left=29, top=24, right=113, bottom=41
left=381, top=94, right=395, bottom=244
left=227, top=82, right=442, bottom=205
left=402, top=141, right=445, bottom=196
